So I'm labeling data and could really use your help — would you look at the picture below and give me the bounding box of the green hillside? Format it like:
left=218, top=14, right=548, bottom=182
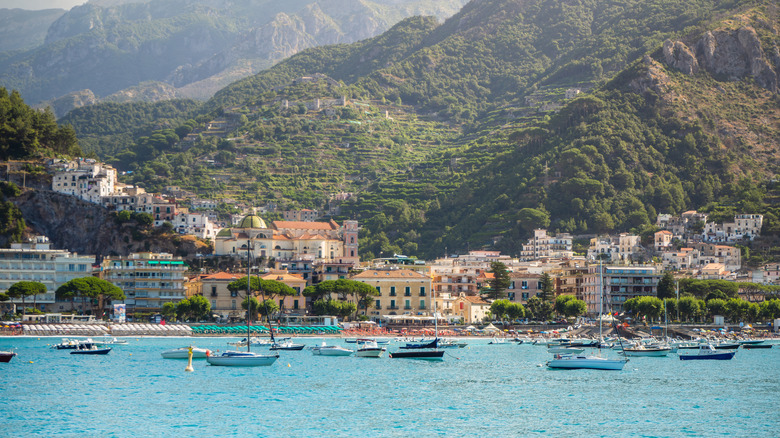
left=54, top=0, right=780, bottom=263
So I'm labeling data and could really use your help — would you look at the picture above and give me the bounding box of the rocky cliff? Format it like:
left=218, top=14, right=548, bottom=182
left=663, top=23, right=779, bottom=92
left=9, top=189, right=209, bottom=258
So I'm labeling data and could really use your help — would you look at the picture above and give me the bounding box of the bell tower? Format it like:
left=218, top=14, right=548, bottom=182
left=343, top=220, right=359, bottom=266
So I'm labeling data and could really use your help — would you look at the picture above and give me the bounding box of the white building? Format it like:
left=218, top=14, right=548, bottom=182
left=173, top=211, right=220, bottom=239
left=51, top=159, right=117, bottom=204
left=703, top=214, right=763, bottom=242
left=191, top=199, right=218, bottom=210
left=520, top=229, right=574, bottom=261
left=587, top=234, right=643, bottom=262
left=0, top=236, right=96, bottom=314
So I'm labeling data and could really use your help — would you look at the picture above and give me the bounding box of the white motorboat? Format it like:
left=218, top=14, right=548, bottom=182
left=161, top=346, right=211, bottom=359
left=355, top=340, right=386, bottom=358
left=311, top=342, right=354, bottom=356
left=206, top=350, right=279, bottom=367
left=95, top=337, right=128, bottom=346
left=228, top=337, right=273, bottom=347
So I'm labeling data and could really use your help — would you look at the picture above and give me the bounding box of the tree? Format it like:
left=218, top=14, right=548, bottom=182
left=241, top=296, right=260, bottom=320
left=563, top=299, right=587, bottom=318
left=161, top=302, right=176, bottom=322
left=554, top=295, right=576, bottom=316
left=525, top=296, right=553, bottom=321
left=484, top=261, right=511, bottom=300
left=506, top=302, right=525, bottom=321
left=8, top=281, right=47, bottom=316
left=490, top=299, right=510, bottom=321
left=187, top=295, right=211, bottom=321
left=706, top=298, right=728, bottom=318
left=678, top=296, right=703, bottom=322
left=257, top=299, right=279, bottom=319
left=539, top=273, right=555, bottom=302
left=657, top=272, right=676, bottom=300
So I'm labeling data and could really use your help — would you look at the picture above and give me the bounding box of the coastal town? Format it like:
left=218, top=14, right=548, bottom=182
left=0, top=158, right=778, bottom=336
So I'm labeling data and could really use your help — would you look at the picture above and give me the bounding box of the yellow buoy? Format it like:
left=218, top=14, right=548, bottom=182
left=287, top=363, right=291, bottom=367
left=29, top=361, right=33, bottom=364
left=185, top=347, right=194, bottom=372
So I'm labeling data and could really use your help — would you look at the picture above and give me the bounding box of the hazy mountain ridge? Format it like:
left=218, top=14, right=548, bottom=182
left=0, top=0, right=467, bottom=115
left=0, top=8, right=66, bottom=53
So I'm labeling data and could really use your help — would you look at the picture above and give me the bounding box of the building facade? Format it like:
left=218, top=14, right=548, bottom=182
left=101, top=253, right=187, bottom=316
left=351, top=269, right=431, bottom=320
left=0, top=237, right=96, bottom=314
left=582, top=265, right=661, bottom=315
left=520, top=229, right=574, bottom=260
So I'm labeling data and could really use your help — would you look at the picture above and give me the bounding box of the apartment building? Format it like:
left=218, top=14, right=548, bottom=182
left=520, top=229, right=574, bottom=261
left=352, top=269, right=431, bottom=320
left=101, top=252, right=187, bottom=316
left=582, top=264, right=660, bottom=315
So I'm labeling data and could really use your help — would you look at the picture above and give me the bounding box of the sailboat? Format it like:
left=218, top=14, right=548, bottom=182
left=547, top=262, right=628, bottom=370
left=389, top=292, right=444, bottom=360
left=207, top=244, right=279, bottom=367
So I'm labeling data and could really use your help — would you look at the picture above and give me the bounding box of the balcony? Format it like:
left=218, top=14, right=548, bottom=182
left=404, top=292, right=411, bottom=297
left=388, top=306, right=399, bottom=310
left=404, top=306, right=412, bottom=310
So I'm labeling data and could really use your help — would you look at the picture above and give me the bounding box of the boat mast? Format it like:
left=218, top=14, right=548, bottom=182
left=598, top=261, right=603, bottom=341
left=247, top=241, right=252, bottom=353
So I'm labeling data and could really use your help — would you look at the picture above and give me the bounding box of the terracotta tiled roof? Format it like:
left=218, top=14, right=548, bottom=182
left=656, top=230, right=673, bottom=235
left=273, top=220, right=338, bottom=230
left=203, top=272, right=245, bottom=280
left=260, top=272, right=305, bottom=282
left=461, top=296, right=489, bottom=305
left=352, top=269, right=428, bottom=279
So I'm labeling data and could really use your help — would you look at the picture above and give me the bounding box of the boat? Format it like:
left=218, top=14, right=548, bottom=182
left=228, top=337, right=273, bottom=347
left=206, top=244, right=279, bottom=367
left=0, top=350, right=16, bottom=362
left=355, top=340, right=386, bottom=358
left=741, top=343, right=772, bottom=349
left=713, top=342, right=741, bottom=350
left=390, top=297, right=445, bottom=361
left=270, top=338, right=305, bottom=351
left=70, top=343, right=112, bottom=355
left=621, top=345, right=671, bottom=357
left=161, top=346, right=212, bottom=359
left=679, top=344, right=736, bottom=360
left=439, top=338, right=467, bottom=348
left=548, top=346, right=585, bottom=355
left=547, top=262, right=628, bottom=371
left=206, top=350, right=279, bottom=366
left=52, top=338, right=93, bottom=350
left=737, top=339, right=765, bottom=345
left=311, top=341, right=354, bottom=356
left=488, top=337, right=509, bottom=345
left=94, top=337, right=128, bottom=346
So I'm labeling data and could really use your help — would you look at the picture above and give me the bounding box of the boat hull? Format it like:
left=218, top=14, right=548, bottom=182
left=70, top=348, right=112, bottom=355
left=356, top=347, right=385, bottom=358
left=679, top=351, right=736, bottom=360
left=389, top=350, right=444, bottom=360
left=548, top=347, right=585, bottom=354
left=742, top=344, right=772, bottom=349
left=313, top=348, right=353, bottom=356
left=546, top=355, right=627, bottom=370
left=622, top=348, right=671, bottom=357
left=0, top=351, right=16, bottom=362
left=206, top=352, right=279, bottom=367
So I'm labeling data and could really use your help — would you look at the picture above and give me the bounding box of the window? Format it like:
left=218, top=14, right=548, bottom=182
left=230, top=289, right=237, bottom=297
left=404, top=286, right=411, bottom=296
left=419, top=300, right=425, bottom=310
left=419, top=287, right=426, bottom=296
left=390, top=300, right=396, bottom=309
left=521, top=281, right=528, bottom=289
left=390, top=286, right=396, bottom=296
left=375, top=299, right=381, bottom=309
left=376, top=286, right=381, bottom=296
left=293, top=300, right=299, bottom=310
left=404, top=300, right=411, bottom=310
left=231, top=300, right=236, bottom=310
left=211, top=286, right=218, bottom=297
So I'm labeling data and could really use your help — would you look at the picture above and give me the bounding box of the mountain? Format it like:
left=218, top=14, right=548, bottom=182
left=0, top=0, right=467, bottom=114
left=29, top=0, right=780, bottom=264
left=0, top=8, right=66, bottom=53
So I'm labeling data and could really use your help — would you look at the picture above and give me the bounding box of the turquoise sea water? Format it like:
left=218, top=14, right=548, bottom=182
left=1, top=336, right=778, bottom=437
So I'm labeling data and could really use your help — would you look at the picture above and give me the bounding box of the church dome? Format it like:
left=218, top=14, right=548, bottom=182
left=236, top=214, right=267, bottom=229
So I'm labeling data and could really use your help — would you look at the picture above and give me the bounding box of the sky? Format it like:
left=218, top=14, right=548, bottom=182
left=0, top=0, right=88, bottom=10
